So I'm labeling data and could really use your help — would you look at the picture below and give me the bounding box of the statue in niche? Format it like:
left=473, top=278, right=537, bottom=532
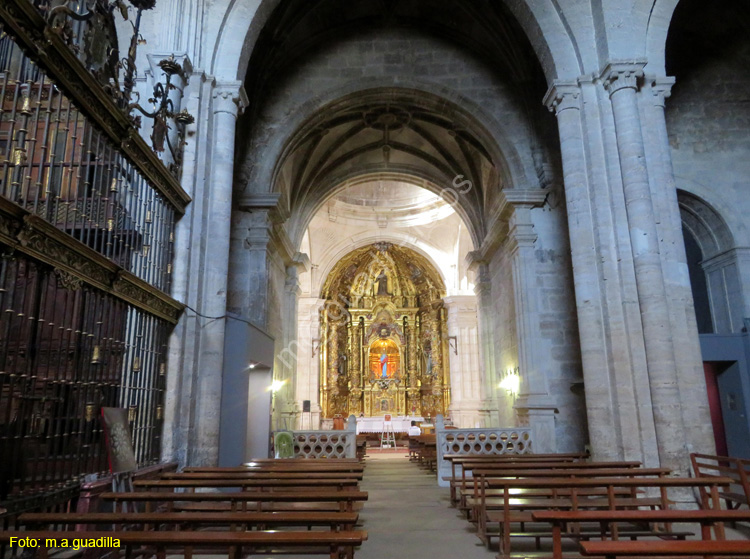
left=337, top=354, right=347, bottom=376
left=380, top=351, right=388, bottom=378
left=422, top=341, right=434, bottom=379
left=376, top=271, right=389, bottom=295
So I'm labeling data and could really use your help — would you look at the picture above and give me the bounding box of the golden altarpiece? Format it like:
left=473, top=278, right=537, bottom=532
left=319, top=243, right=451, bottom=419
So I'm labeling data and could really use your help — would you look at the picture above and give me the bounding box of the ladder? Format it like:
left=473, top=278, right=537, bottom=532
left=380, top=414, right=396, bottom=449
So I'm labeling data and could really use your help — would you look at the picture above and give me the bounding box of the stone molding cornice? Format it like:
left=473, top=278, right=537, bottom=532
left=238, top=193, right=290, bottom=222
left=476, top=189, right=549, bottom=261
left=0, top=0, right=191, bottom=215
left=0, top=197, right=184, bottom=324
left=543, top=81, right=582, bottom=114
left=600, top=60, right=647, bottom=96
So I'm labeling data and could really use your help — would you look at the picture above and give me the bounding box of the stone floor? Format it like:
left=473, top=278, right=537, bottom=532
left=355, top=450, right=496, bottom=559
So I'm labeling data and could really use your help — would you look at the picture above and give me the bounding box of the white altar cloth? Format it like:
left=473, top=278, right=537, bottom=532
left=356, top=416, right=425, bottom=434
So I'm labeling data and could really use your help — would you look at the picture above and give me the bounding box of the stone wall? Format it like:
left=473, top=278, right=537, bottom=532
left=667, top=39, right=750, bottom=329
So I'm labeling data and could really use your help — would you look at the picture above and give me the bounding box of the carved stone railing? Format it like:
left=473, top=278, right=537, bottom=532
left=290, top=415, right=357, bottom=459
left=435, top=414, right=533, bottom=487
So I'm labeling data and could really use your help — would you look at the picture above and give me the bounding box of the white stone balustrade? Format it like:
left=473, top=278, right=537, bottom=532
left=286, top=415, right=358, bottom=459
left=435, top=414, right=533, bottom=487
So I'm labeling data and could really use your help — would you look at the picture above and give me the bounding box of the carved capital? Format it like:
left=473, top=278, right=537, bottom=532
left=600, top=61, right=646, bottom=96
left=647, top=75, right=676, bottom=108
left=212, top=81, right=248, bottom=117
left=543, top=82, right=581, bottom=114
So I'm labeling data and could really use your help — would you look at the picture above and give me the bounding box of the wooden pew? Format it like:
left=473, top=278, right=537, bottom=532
left=20, top=511, right=359, bottom=532
left=101, top=489, right=368, bottom=513
left=413, top=435, right=437, bottom=471
left=580, top=539, right=750, bottom=558
left=459, top=467, right=671, bottom=514
left=691, top=452, right=750, bottom=511
left=133, top=478, right=359, bottom=491
left=476, top=476, right=733, bottom=557
left=448, top=460, right=642, bottom=506
left=162, top=471, right=364, bottom=480
left=184, top=463, right=364, bottom=474
left=534, top=509, right=750, bottom=559
left=0, top=529, right=368, bottom=559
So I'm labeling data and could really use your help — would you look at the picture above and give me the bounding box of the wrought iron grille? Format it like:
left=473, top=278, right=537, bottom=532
left=0, top=32, right=175, bottom=293
left=0, top=249, right=168, bottom=500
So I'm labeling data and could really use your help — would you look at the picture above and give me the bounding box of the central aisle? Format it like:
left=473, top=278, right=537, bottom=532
left=356, top=451, right=497, bottom=559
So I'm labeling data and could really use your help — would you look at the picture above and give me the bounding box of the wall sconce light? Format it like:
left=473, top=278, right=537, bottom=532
left=312, top=339, right=321, bottom=357
left=499, top=367, right=520, bottom=397
left=448, top=336, right=458, bottom=355
left=269, top=379, right=286, bottom=393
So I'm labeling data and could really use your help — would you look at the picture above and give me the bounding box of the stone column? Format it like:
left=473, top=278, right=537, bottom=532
left=182, top=81, right=245, bottom=464
left=276, top=263, right=304, bottom=429
left=503, top=190, right=558, bottom=453
left=543, top=83, right=618, bottom=458
left=444, top=296, right=482, bottom=428
left=295, top=297, right=325, bottom=429
left=474, top=263, right=500, bottom=427
left=602, top=62, right=687, bottom=470
left=642, top=76, right=714, bottom=455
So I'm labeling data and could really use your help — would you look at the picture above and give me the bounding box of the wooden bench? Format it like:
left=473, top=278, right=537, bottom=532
left=184, top=463, right=365, bottom=474
left=448, top=460, right=642, bottom=507
left=534, top=509, right=750, bottom=559
left=458, top=467, right=670, bottom=514
left=580, top=539, right=750, bottom=558
left=20, top=511, right=359, bottom=532
left=0, top=529, right=368, bottom=559
left=133, top=478, right=359, bottom=491
left=691, top=452, right=750, bottom=511
left=413, top=435, right=437, bottom=471
left=476, top=476, right=733, bottom=557
left=163, top=471, right=364, bottom=480
left=101, top=489, right=368, bottom=513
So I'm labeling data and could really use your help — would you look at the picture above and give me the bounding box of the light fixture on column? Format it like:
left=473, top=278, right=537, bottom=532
left=269, top=379, right=287, bottom=393
left=499, top=367, right=520, bottom=397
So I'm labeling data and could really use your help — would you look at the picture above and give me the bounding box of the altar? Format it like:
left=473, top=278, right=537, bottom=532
left=355, top=416, right=424, bottom=434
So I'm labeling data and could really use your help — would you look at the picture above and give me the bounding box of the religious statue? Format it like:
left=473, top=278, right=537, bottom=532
left=380, top=352, right=388, bottom=378
left=376, top=271, right=389, bottom=295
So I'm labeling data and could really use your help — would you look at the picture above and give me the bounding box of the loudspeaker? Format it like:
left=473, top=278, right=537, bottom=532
left=302, top=400, right=311, bottom=413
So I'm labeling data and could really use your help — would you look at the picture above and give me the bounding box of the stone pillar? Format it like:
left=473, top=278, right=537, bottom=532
left=175, top=80, right=245, bottom=465
left=503, top=189, right=558, bottom=453
left=642, top=76, right=715, bottom=456
left=602, top=62, right=687, bottom=470
left=276, top=263, right=304, bottom=429
left=474, top=263, right=500, bottom=427
left=543, top=83, right=619, bottom=458
left=444, top=296, right=483, bottom=428
left=295, top=297, right=325, bottom=429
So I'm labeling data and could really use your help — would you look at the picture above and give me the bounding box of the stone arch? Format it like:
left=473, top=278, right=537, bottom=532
left=678, top=190, right=744, bottom=334
left=644, top=0, right=681, bottom=76
left=210, top=0, right=582, bottom=84
left=678, top=191, right=734, bottom=261
left=289, top=173, right=480, bottom=254
left=258, top=83, right=536, bottom=251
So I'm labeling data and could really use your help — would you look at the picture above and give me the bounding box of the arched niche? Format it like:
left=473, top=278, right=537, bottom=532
left=678, top=190, right=744, bottom=333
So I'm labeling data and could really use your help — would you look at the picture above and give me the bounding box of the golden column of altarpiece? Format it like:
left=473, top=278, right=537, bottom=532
left=319, top=243, right=451, bottom=418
